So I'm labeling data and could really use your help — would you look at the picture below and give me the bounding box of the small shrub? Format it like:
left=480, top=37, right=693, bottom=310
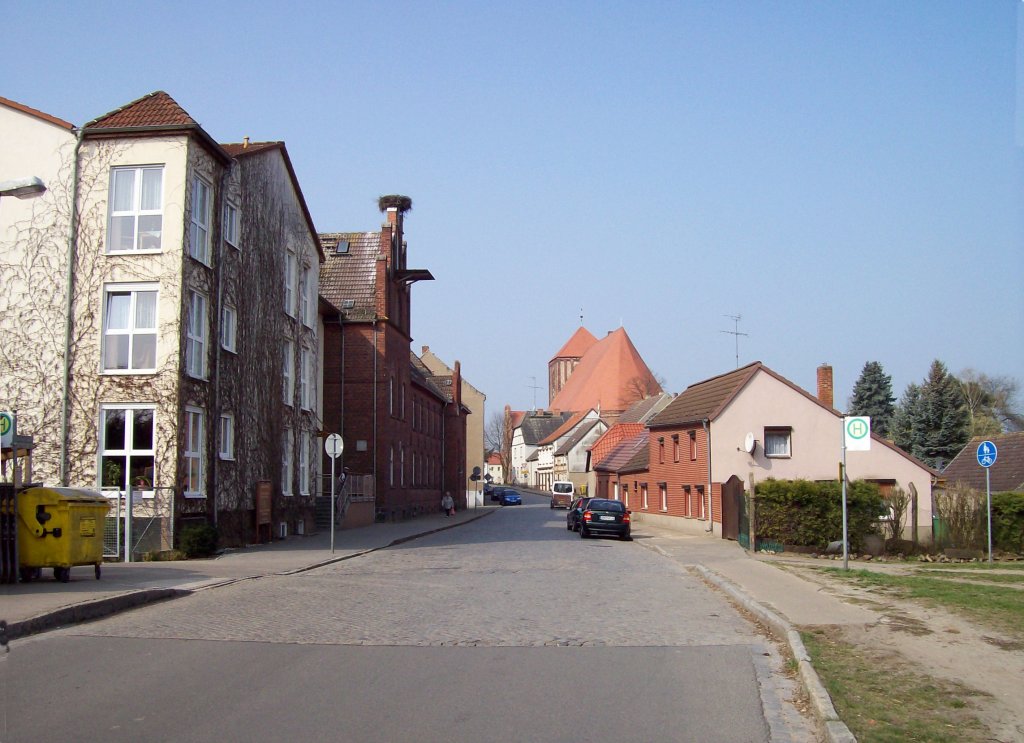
left=992, top=491, right=1024, bottom=554
left=178, top=522, right=219, bottom=558
left=934, top=483, right=984, bottom=550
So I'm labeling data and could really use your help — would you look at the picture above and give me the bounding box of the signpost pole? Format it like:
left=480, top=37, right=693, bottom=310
left=976, top=440, right=997, bottom=565
left=841, top=428, right=848, bottom=571
left=330, top=453, right=336, bottom=554
left=325, top=434, right=344, bottom=554
left=986, top=466, right=992, bottom=564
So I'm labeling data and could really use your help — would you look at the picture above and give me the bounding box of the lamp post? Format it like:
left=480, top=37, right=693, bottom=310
left=0, top=176, right=47, bottom=200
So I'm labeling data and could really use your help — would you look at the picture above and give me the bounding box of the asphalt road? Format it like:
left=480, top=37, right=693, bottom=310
left=0, top=492, right=816, bottom=743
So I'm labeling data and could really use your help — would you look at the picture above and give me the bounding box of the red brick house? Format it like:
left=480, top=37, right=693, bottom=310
left=320, top=197, right=466, bottom=522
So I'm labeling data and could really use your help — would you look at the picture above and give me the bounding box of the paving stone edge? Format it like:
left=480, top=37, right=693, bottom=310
left=693, top=564, right=857, bottom=743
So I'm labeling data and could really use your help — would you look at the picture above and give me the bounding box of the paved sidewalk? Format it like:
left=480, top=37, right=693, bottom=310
left=1, top=505, right=494, bottom=639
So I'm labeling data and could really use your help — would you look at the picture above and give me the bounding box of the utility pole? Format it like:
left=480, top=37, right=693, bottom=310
left=720, top=314, right=749, bottom=369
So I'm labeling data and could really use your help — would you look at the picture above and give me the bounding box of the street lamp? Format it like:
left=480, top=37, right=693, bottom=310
left=0, top=176, right=46, bottom=200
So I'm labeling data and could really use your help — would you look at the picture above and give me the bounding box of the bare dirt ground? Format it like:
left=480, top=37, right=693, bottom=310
left=777, top=560, right=1024, bottom=743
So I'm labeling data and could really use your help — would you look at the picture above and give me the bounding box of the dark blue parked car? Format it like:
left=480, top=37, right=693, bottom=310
left=500, top=489, right=522, bottom=506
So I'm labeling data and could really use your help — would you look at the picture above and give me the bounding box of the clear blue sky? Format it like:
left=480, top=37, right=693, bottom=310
left=8, top=1, right=1023, bottom=419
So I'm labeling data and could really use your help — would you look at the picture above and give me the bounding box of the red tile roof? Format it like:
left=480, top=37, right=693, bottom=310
left=549, top=327, right=661, bottom=414
left=594, top=432, right=649, bottom=473
left=319, top=231, right=382, bottom=321
left=86, top=91, right=198, bottom=129
left=589, top=422, right=646, bottom=466
left=0, top=95, right=73, bottom=130
left=83, top=91, right=231, bottom=165
left=551, top=326, right=597, bottom=361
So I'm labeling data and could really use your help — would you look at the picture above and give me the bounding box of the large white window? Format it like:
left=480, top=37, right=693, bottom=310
left=99, top=405, right=155, bottom=496
left=184, top=407, right=204, bottom=497
left=223, top=201, right=239, bottom=248
left=219, top=413, right=234, bottom=460
left=282, top=428, right=293, bottom=495
left=107, top=166, right=163, bottom=252
left=103, top=285, right=157, bottom=372
left=220, top=304, right=237, bottom=353
left=284, top=252, right=297, bottom=317
left=299, top=432, right=310, bottom=495
left=299, top=267, right=310, bottom=326
left=189, top=177, right=212, bottom=265
left=283, top=340, right=294, bottom=405
left=300, top=347, right=312, bottom=410
left=186, top=290, right=207, bottom=379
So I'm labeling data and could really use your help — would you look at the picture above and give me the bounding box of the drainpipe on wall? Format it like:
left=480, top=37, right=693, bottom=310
left=59, top=128, right=85, bottom=486
left=702, top=418, right=713, bottom=533
left=372, top=320, right=378, bottom=507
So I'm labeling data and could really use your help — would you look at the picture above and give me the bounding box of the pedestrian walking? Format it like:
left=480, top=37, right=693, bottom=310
left=441, top=491, right=455, bottom=517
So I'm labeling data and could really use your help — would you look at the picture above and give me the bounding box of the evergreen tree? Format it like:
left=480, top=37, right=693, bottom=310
left=848, top=361, right=896, bottom=437
left=894, top=361, right=970, bottom=469
left=891, top=383, right=921, bottom=455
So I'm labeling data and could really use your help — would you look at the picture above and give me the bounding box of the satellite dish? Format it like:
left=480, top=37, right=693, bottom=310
left=743, top=432, right=756, bottom=454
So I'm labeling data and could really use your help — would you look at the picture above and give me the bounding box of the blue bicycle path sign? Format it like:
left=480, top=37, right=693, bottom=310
left=977, top=440, right=997, bottom=468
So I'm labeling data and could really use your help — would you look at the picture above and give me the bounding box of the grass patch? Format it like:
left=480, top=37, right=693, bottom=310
left=915, top=570, right=1024, bottom=585
left=821, top=568, right=1024, bottom=639
left=802, top=629, right=989, bottom=742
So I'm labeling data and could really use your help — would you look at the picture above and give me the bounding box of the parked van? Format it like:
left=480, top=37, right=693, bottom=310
left=550, top=481, right=574, bottom=509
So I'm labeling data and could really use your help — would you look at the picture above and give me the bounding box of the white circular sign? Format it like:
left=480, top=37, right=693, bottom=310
left=325, top=433, right=344, bottom=459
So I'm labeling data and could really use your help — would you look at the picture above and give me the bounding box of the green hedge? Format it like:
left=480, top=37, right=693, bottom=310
left=754, top=478, right=885, bottom=551
left=992, top=491, right=1024, bottom=554
left=178, top=522, right=219, bottom=558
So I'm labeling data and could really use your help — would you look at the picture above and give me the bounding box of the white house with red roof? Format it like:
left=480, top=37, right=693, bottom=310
left=1, top=91, right=323, bottom=548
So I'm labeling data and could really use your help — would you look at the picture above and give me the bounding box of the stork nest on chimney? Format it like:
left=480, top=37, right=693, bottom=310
left=378, top=194, right=413, bottom=213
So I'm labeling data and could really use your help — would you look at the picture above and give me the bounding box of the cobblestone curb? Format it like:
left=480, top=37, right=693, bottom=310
left=694, top=564, right=857, bottom=743
left=7, top=588, right=186, bottom=641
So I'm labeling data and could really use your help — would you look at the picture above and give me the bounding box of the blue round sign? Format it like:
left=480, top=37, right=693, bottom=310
left=976, top=440, right=997, bottom=468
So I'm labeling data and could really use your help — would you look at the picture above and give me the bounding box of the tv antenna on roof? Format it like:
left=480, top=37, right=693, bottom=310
left=720, top=314, right=748, bottom=369
left=527, top=376, right=542, bottom=410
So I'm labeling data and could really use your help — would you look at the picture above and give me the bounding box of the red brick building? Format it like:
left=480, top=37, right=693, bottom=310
left=319, top=197, right=466, bottom=521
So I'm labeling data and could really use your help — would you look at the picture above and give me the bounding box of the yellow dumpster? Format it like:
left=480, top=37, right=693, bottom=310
left=17, top=487, right=111, bottom=583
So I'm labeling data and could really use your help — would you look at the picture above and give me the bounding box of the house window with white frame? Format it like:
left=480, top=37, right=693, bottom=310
left=221, top=304, right=237, bottom=353
left=660, top=483, right=668, bottom=512
left=299, top=431, right=310, bottom=495
left=299, top=346, right=311, bottom=410
left=672, top=434, right=680, bottom=463
left=186, top=290, right=207, bottom=379
left=102, top=285, right=157, bottom=372
left=107, top=166, right=163, bottom=252
left=282, top=428, right=293, bottom=495
left=223, top=201, right=239, bottom=248
left=283, top=340, right=294, bottom=405
left=689, top=431, right=697, bottom=461
left=764, top=427, right=792, bottom=458
left=184, top=407, right=204, bottom=497
left=299, top=267, right=310, bottom=327
left=219, top=413, right=234, bottom=460
left=642, top=484, right=649, bottom=510
left=284, top=252, right=297, bottom=317
left=99, top=405, right=155, bottom=495
left=189, top=177, right=212, bottom=265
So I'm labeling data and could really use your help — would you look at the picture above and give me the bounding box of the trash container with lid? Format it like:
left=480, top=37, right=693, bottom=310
left=17, top=487, right=111, bottom=583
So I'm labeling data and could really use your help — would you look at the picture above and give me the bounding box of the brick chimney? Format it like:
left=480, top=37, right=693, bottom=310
left=817, top=364, right=834, bottom=409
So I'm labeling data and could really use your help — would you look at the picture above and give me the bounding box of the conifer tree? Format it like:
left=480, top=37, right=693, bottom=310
left=892, top=361, right=970, bottom=469
left=848, top=361, right=896, bottom=437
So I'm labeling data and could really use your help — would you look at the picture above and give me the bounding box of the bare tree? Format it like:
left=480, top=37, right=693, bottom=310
left=623, top=372, right=665, bottom=405
left=958, top=368, right=1024, bottom=434
left=933, top=482, right=984, bottom=550
left=883, top=486, right=910, bottom=543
